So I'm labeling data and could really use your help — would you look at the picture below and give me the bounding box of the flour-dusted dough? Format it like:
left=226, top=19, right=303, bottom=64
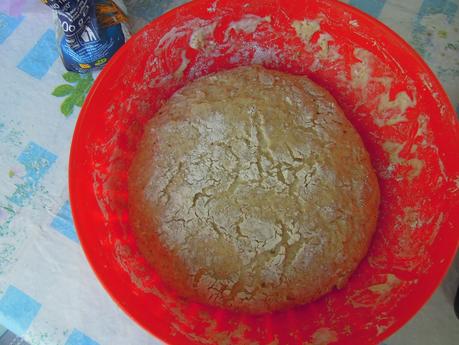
left=128, top=66, right=380, bottom=313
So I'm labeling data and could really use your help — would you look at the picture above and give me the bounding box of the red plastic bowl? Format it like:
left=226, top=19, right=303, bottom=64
left=69, top=0, right=459, bottom=344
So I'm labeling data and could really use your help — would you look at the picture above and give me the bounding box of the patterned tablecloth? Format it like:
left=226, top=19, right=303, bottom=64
left=0, top=0, right=458, bottom=344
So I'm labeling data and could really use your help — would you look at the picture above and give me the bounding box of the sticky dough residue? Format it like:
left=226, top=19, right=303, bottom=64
left=174, top=50, right=190, bottom=79
left=207, top=0, right=219, bottom=13
left=317, top=33, right=332, bottom=57
left=415, top=114, right=448, bottom=181
left=349, top=48, right=416, bottom=127
left=147, top=14, right=275, bottom=86
left=172, top=318, right=261, bottom=345
left=305, top=328, right=338, bottom=345
left=148, top=17, right=227, bottom=86
left=292, top=18, right=340, bottom=71
left=378, top=91, right=415, bottom=114
left=349, top=19, right=359, bottom=27
left=375, top=319, right=396, bottom=336
left=367, top=274, right=401, bottom=295
left=351, top=48, right=372, bottom=89
left=382, top=141, right=425, bottom=181
left=224, top=14, right=271, bottom=41
left=376, top=90, right=416, bottom=127
left=292, top=19, right=321, bottom=43
left=349, top=273, right=402, bottom=309
left=454, top=177, right=459, bottom=192
left=189, top=22, right=217, bottom=49
left=399, top=207, right=434, bottom=230
left=380, top=110, right=450, bottom=183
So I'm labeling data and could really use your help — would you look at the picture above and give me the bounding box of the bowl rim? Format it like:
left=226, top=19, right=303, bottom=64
left=69, top=0, right=459, bottom=343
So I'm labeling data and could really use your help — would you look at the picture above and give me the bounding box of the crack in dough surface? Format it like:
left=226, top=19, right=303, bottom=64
left=128, top=66, right=380, bottom=313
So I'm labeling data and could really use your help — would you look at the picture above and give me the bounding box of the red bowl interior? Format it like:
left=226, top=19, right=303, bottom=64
left=69, top=0, right=459, bottom=344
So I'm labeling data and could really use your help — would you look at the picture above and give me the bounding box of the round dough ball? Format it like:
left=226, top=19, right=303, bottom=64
left=128, top=65, right=380, bottom=313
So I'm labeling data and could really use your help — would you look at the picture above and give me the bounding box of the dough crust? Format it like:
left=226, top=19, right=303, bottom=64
left=128, top=66, right=380, bottom=313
